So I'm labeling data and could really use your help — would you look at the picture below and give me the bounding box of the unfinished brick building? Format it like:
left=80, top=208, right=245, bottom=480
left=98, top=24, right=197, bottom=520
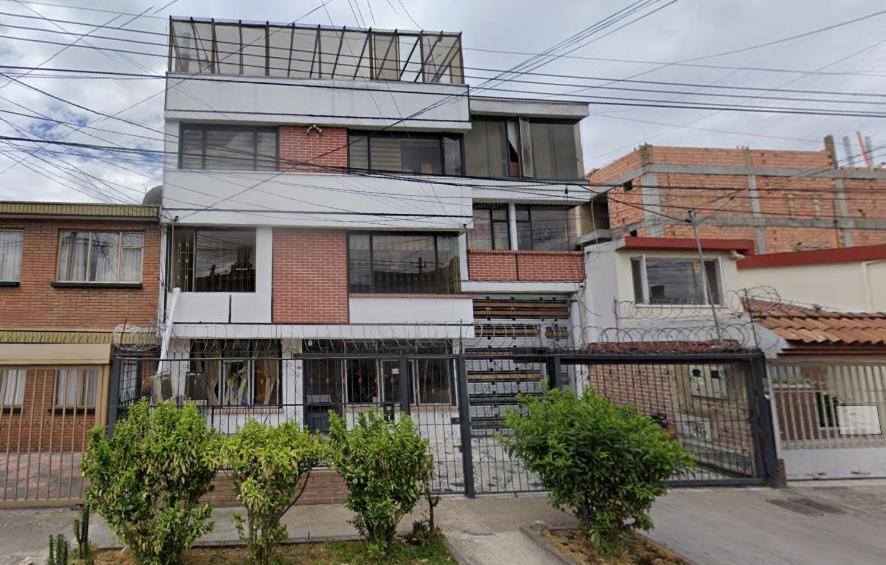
left=586, top=138, right=886, bottom=253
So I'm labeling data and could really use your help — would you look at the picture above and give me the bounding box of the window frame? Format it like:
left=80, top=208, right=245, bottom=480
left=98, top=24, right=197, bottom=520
left=630, top=255, right=723, bottom=306
left=0, top=229, right=23, bottom=286
left=54, top=367, right=99, bottom=412
left=171, top=227, right=257, bottom=293
left=54, top=230, right=144, bottom=287
left=347, top=131, right=464, bottom=176
left=346, top=231, right=461, bottom=295
left=178, top=123, right=280, bottom=171
left=188, top=340, right=282, bottom=407
left=0, top=368, right=26, bottom=409
left=514, top=205, right=575, bottom=251
left=119, top=359, right=142, bottom=404
left=526, top=119, right=581, bottom=181
left=468, top=204, right=511, bottom=250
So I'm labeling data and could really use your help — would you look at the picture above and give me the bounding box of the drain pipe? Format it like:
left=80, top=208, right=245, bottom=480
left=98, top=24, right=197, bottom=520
left=158, top=287, right=180, bottom=375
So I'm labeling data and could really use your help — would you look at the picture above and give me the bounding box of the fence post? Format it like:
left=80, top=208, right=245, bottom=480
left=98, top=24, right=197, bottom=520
left=748, top=354, right=779, bottom=486
left=456, top=355, right=475, bottom=498
left=399, top=356, right=411, bottom=415
left=547, top=354, right=562, bottom=389
left=106, top=356, right=122, bottom=438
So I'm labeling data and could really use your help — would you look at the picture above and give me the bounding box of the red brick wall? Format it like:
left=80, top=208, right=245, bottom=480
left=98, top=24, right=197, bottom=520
left=272, top=229, right=349, bottom=324
left=0, top=219, right=160, bottom=329
left=206, top=469, right=348, bottom=507
left=279, top=126, right=349, bottom=173
left=467, top=250, right=584, bottom=282
left=0, top=367, right=99, bottom=453
left=588, top=144, right=886, bottom=253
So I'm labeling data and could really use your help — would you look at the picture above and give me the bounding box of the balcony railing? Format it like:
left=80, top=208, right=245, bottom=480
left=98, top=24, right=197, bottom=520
left=168, top=17, right=464, bottom=84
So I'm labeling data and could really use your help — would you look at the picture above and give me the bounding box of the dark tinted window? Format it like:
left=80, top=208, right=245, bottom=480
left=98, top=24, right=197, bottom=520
left=348, top=233, right=460, bottom=294
left=180, top=125, right=278, bottom=171
left=515, top=205, right=574, bottom=251
left=529, top=121, right=579, bottom=180
left=348, top=133, right=462, bottom=175
left=468, top=204, right=510, bottom=250
left=172, top=228, right=256, bottom=292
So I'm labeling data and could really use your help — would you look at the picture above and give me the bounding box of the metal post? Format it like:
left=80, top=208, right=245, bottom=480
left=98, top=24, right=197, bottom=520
left=547, top=355, right=562, bottom=389
left=106, top=356, right=122, bottom=438
left=746, top=354, right=779, bottom=486
left=688, top=210, right=723, bottom=342
left=398, top=356, right=410, bottom=415
left=455, top=355, right=475, bottom=498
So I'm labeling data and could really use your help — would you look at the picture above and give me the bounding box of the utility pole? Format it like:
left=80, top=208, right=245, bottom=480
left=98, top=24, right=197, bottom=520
left=688, top=210, right=723, bottom=342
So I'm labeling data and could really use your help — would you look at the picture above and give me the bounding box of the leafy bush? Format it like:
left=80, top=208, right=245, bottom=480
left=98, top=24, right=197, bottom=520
left=221, top=420, right=326, bottom=565
left=82, top=399, right=218, bottom=565
left=328, top=411, right=433, bottom=556
left=503, top=388, right=694, bottom=551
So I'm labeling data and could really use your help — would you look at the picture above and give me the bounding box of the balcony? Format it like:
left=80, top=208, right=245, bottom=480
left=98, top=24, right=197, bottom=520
left=168, top=18, right=463, bottom=84
left=466, top=250, right=585, bottom=283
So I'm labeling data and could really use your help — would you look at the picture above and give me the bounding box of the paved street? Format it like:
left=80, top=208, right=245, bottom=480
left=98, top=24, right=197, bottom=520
left=4, top=483, right=886, bottom=564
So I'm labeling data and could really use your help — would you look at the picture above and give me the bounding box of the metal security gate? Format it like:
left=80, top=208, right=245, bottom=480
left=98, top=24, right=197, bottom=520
left=771, top=360, right=886, bottom=480
left=458, top=350, right=778, bottom=494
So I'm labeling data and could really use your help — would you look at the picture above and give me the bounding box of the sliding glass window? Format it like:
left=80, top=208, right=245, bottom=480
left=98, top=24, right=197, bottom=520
left=515, top=205, right=575, bottom=251
left=464, top=117, right=521, bottom=177
left=468, top=204, right=510, bottom=250
left=348, top=232, right=460, bottom=294
left=180, top=124, right=278, bottom=171
left=348, top=132, right=463, bottom=175
left=529, top=121, right=579, bottom=180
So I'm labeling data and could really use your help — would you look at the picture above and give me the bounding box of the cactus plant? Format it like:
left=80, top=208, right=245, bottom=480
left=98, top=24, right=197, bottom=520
left=46, top=534, right=69, bottom=565
left=73, top=505, right=91, bottom=560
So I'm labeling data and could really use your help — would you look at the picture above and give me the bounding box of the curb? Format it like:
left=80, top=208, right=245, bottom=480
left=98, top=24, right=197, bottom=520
left=518, top=525, right=576, bottom=565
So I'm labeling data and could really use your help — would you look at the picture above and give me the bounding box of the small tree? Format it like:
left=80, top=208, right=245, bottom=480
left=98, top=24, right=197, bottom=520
left=328, top=411, right=433, bottom=556
left=503, top=388, right=694, bottom=552
left=221, top=420, right=326, bottom=565
left=82, top=399, right=218, bottom=565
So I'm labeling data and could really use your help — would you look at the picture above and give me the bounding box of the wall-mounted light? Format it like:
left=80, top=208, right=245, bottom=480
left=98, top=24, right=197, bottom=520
left=306, top=124, right=323, bottom=136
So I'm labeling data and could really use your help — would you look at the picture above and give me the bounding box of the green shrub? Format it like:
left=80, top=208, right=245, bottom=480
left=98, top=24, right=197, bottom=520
left=503, top=388, right=694, bottom=551
left=328, top=411, right=433, bottom=556
left=221, top=420, right=326, bottom=565
left=82, top=399, right=218, bottom=565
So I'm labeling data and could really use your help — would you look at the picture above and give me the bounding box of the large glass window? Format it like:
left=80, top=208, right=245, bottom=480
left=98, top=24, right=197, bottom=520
left=188, top=340, right=280, bottom=406
left=348, top=232, right=460, bottom=294
left=0, top=230, right=23, bottom=283
left=529, top=121, right=579, bottom=180
left=631, top=257, right=722, bottom=305
left=515, top=205, right=574, bottom=251
left=172, top=228, right=256, bottom=292
left=468, top=204, right=510, bottom=250
left=180, top=124, right=278, bottom=171
left=464, top=118, right=521, bottom=177
left=348, top=132, right=462, bottom=175
left=465, top=117, right=579, bottom=179
left=56, top=231, right=144, bottom=283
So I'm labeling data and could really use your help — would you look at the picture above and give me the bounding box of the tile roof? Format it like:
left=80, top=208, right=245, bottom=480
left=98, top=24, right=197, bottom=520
left=749, top=300, right=886, bottom=347
left=0, top=201, right=159, bottom=219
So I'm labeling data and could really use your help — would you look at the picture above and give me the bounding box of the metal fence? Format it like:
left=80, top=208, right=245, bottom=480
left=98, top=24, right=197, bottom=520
left=771, top=361, right=886, bottom=450
left=1, top=347, right=778, bottom=505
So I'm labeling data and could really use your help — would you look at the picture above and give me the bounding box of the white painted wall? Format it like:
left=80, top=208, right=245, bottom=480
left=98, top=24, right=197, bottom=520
left=163, top=169, right=473, bottom=229
left=738, top=260, right=886, bottom=312
left=165, top=75, right=470, bottom=130
left=349, top=296, right=473, bottom=326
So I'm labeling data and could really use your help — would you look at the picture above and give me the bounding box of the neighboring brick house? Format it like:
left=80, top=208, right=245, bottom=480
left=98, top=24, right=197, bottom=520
left=586, top=140, right=886, bottom=253
left=0, top=201, right=159, bottom=501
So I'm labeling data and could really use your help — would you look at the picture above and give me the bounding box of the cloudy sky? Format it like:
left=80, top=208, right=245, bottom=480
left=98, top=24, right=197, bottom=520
left=1, top=0, right=884, bottom=203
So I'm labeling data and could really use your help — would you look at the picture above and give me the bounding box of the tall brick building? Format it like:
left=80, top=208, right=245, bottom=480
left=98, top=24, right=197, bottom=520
left=586, top=140, right=886, bottom=253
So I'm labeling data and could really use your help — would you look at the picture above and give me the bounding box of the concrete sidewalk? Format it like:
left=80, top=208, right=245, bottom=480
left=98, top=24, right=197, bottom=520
left=5, top=485, right=886, bottom=564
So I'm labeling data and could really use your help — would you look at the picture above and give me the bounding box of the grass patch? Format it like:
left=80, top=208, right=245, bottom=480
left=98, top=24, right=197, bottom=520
left=541, top=528, right=685, bottom=565
left=93, top=536, right=454, bottom=564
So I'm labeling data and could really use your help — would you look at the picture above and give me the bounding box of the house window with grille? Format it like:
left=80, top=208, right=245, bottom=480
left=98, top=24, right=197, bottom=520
left=0, top=368, right=25, bottom=408
left=172, top=228, right=256, bottom=292
left=188, top=340, right=281, bottom=406
left=55, top=368, right=98, bottom=410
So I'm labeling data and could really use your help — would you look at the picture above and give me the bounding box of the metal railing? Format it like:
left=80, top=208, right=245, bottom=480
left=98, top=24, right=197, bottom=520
left=771, top=361, right=886, bottom=449
left=169, top=18, right=464, bottom=84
